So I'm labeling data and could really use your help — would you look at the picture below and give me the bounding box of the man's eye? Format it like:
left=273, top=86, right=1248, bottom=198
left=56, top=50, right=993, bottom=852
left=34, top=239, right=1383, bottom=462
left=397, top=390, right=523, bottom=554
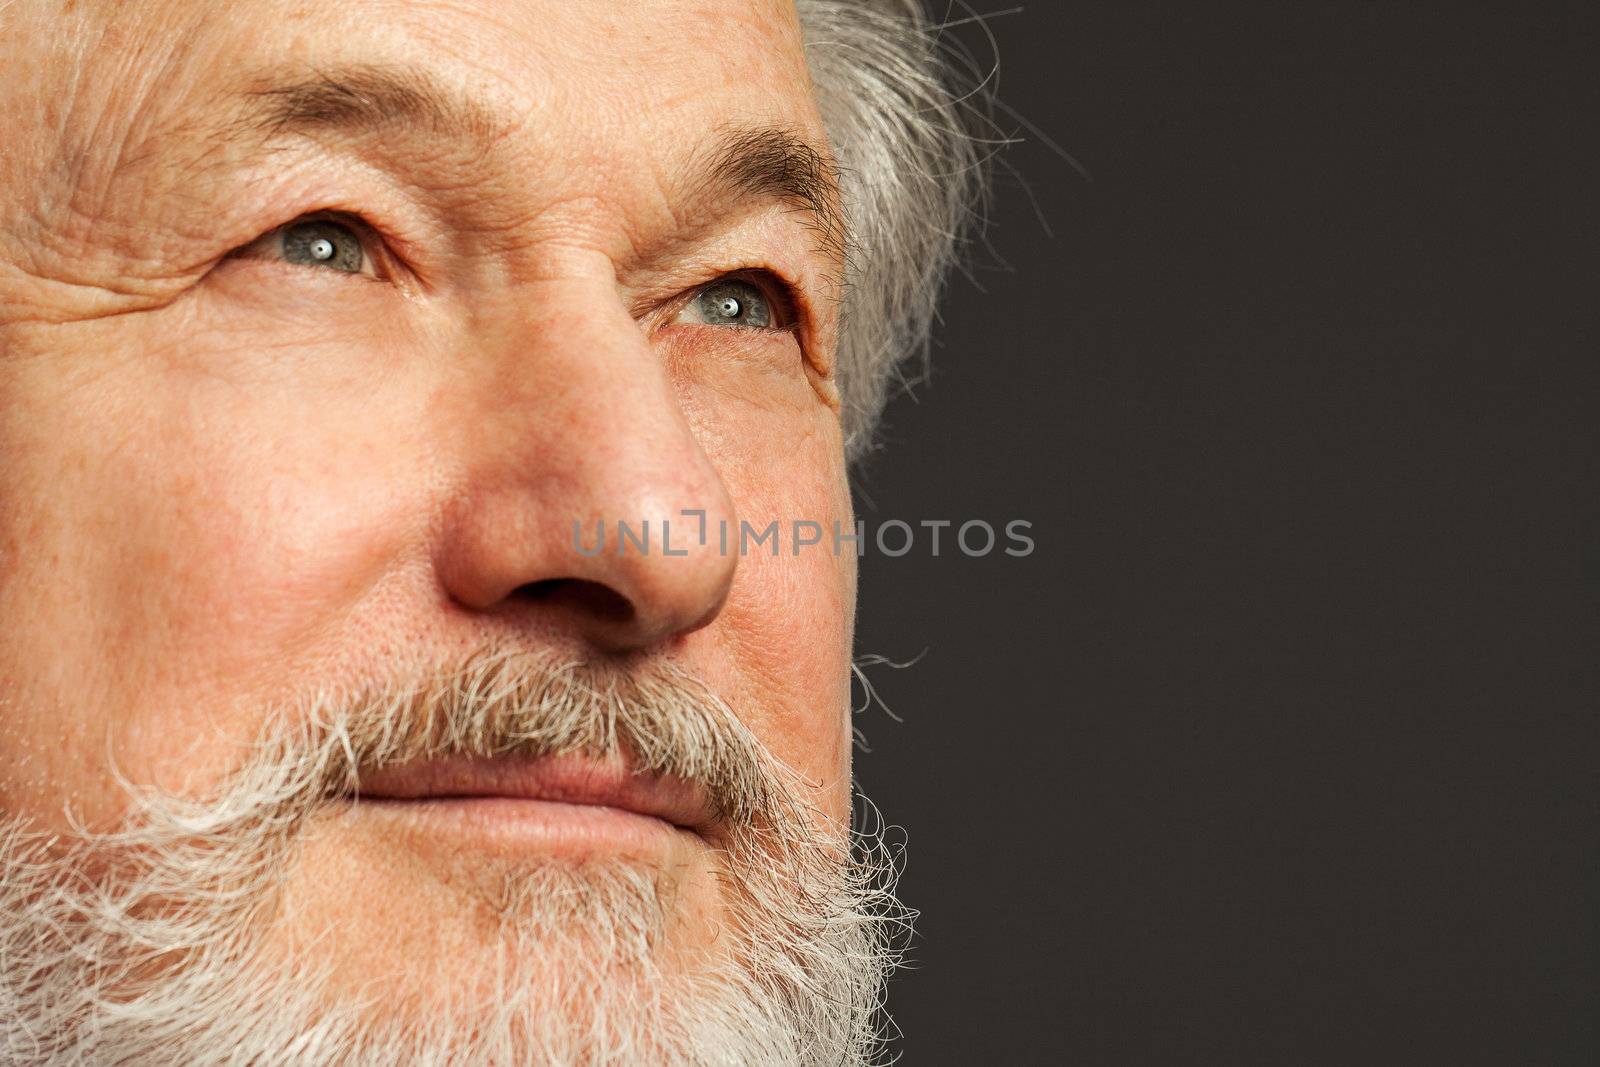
left=675, top=279, right=778, bottom=329
left=277, top=219, right=366, bottom=273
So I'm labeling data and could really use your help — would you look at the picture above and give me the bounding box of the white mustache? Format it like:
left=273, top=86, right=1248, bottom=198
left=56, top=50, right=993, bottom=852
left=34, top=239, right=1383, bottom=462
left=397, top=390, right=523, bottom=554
left=144, top=648, right=804, bottom=844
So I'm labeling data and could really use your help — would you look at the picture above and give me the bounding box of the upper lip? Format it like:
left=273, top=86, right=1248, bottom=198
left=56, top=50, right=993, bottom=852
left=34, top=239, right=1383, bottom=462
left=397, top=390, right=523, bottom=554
left=354, top=752, right=716, bottom=834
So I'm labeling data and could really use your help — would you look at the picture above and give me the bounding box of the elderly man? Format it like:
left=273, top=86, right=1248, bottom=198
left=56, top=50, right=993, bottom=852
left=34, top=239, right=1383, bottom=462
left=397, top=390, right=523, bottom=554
left=0, top=0, right=980, bottom=1062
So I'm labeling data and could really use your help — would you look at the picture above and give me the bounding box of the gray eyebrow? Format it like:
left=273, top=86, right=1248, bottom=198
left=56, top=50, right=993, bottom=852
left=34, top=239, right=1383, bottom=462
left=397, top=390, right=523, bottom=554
left=222, top=64, right=846, bottom=264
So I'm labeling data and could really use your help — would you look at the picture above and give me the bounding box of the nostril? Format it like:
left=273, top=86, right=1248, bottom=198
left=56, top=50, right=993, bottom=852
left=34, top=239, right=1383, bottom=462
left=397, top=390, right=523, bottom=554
left=514, top=578, right=635, bottom=624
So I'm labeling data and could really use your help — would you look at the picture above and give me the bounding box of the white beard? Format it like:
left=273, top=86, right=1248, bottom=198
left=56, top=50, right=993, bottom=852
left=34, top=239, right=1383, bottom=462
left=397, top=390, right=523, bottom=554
left=0, top=653, right=908, bottom=1065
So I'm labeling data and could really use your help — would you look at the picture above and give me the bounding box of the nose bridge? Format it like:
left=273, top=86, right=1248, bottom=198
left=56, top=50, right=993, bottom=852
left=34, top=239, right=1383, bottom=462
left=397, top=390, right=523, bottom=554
left=434, top=278, right=739, bottom=651
left=500, top=279, right=726, bottom=523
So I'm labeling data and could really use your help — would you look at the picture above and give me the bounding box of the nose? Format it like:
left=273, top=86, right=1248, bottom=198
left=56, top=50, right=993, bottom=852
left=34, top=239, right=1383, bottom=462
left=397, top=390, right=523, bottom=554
left=432, top=281, right=738, bottom=653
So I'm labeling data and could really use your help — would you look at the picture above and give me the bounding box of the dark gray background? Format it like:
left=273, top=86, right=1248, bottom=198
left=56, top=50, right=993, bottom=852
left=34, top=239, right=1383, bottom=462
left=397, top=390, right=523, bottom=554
left=851, top=3, right=1596, bottom=1063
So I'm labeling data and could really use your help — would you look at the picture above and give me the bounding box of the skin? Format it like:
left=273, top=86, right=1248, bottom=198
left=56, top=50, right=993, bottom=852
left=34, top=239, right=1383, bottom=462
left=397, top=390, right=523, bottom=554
left=0, top=0, right=855, bottom=1001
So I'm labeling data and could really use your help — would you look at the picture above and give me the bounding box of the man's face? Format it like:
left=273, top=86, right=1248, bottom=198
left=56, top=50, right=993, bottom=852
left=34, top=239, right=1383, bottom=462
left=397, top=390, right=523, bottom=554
left=0, top=0, right=872, bottom=1058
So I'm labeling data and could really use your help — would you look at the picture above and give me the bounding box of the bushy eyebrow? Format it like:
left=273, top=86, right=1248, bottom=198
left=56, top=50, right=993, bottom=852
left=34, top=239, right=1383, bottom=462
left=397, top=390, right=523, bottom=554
left=236, top=64, right=504, bottom=145
left=220, top=64, right=846, bottom=264
left=699, top=126, right=846, bottom=265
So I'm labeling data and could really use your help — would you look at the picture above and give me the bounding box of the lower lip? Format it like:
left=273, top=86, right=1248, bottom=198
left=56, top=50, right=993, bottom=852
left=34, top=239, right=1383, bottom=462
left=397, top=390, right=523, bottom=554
left=353, top=796, right=700, bottom=859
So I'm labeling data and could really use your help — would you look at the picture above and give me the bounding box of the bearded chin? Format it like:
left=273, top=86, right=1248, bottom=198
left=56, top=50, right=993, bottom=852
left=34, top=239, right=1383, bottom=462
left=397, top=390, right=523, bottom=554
left=0, top=657, right=908, bottom=1066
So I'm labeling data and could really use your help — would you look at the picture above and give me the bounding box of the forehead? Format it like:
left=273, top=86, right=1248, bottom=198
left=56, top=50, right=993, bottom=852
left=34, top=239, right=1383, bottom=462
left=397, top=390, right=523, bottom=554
left=55, top=0, right=812, bottom=106
left=19, top=0, right=824, bottom=222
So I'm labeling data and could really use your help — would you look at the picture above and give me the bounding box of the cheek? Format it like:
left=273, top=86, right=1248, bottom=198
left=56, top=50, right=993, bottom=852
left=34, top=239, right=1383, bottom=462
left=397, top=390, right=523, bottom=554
left=689, top=394, right=857, bottom=825
left=0, top=311, right=435, bottom=816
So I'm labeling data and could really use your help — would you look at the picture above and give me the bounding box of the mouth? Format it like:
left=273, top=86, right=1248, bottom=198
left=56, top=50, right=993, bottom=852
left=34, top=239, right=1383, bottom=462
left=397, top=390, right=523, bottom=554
left=351, top=753, right=718, bottom=857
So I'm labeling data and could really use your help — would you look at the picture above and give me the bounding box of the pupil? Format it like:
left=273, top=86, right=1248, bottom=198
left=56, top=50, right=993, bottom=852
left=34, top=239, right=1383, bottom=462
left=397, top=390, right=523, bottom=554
left=717, top=297, right=741, bottom=318
left=310, top=239, right=335, bottom=261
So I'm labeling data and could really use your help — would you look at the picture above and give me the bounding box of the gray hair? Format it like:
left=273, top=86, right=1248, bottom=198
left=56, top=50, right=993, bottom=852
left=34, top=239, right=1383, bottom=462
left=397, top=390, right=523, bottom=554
left=797, top=0, right=992, bottom=461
